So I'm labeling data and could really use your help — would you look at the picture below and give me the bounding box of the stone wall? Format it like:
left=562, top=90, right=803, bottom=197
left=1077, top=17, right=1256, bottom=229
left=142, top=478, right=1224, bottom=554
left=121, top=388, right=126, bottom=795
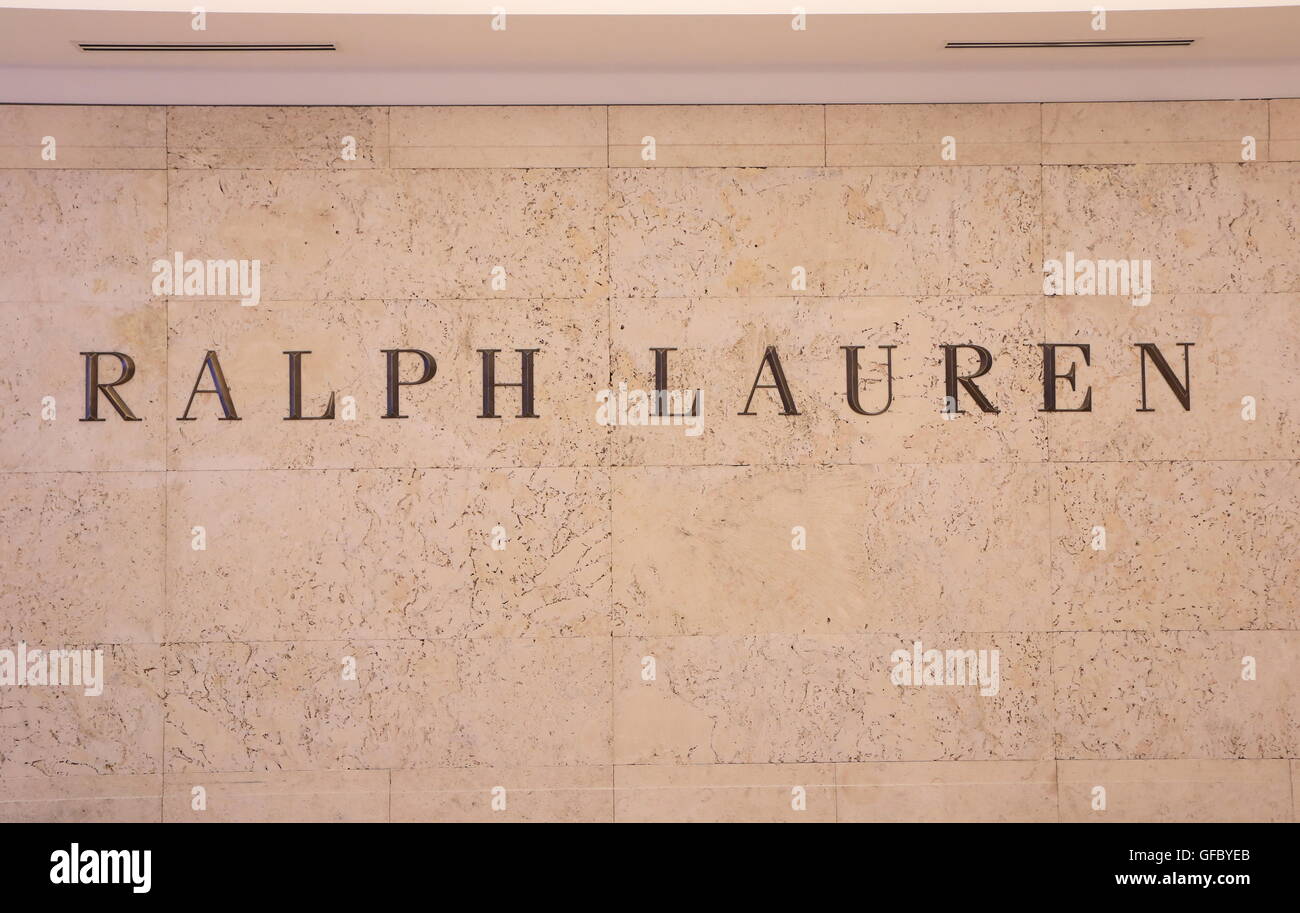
left=0, top=102, right=1296, bottom=821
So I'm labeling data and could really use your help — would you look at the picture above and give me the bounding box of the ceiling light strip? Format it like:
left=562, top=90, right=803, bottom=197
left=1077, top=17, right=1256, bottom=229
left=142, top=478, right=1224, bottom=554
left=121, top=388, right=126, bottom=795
left=77, top=43, right=337, bottom=52
left=946, top=39, right=1194, bottom=48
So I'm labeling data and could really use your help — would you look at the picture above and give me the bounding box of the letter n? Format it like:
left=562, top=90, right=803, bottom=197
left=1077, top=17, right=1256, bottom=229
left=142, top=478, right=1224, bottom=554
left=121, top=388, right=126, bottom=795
left=1135, top=342, right=1193, bottom=411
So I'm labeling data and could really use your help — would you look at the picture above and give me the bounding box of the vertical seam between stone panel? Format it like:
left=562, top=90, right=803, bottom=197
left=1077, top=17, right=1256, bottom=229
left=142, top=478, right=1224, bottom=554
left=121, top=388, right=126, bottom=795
left=1046, top=420, right=1056, bottom=769
left=822, top=105, right=827, bottom=167
left=161, top=103, right=170, bottom=822
left=1266, top=99, right=1272, bottom=163
left=1055, top=759, right=1063, bottom=823
left=1040, top=101, right=1047, bottom=471
left=1289, top=759, right=1296, bottom=822
left=1270, top=100, right=1282, bottom=822
left=605, top=109, right=617, bottom=821
left=833, top=763, right=839, bottom=822
left=387, top=107, right=395, bottom=822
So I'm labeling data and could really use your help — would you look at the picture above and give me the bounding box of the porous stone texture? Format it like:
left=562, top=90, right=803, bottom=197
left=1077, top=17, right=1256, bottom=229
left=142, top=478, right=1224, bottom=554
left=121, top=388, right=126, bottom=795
left=0, top=102, right=1295, bottom=821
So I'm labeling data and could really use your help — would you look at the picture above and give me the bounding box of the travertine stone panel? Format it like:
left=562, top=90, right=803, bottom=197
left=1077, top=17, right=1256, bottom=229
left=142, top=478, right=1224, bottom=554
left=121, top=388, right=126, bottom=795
left=613, top=464, right=1049, bottom=635
left=1051, top=462, right=1300, bottom=632
left=1053, top=632, right=1299, bottom=759
left=0, top=472, right=163, bottom=645
left=1043, top=163, right=1300, bottom=293
left=609, top=296, right=1045, bottom=465
left=1045, top=294, right=1300, bottom=461
left=0, top=302, right=165, bottom=471
left=836, top=761, right=1057, bottom=822
left=0, top=106, right=166, bottom=169
left=613, top=763, right=835, bottom=822
left=165, top=298, right=609, bottom=470
left=1043, top=101, right=1268, bottom=164
left=391, top=766, right=612, bottom=822
left=167, top=106, right=389, bottom=169
left=163, top=638, right=611, bottom=772
left=0, top=645, right=163, bottom=777
left=609, top=105, right=824, bottom=166
left=828, top=104, right=1040, bottom=165
left=1267, top=99, right=1300, bottom=161
left=614, top=634, right=1051, bottom=764
left=167, top=168, right=608, bottom=300
left=0, top=774, right=162, bottom=822
left=1058, top=759, right=1292, bottom=822
left=391, top=106, right=607, bottom=167
left=163, top=770, right=389, bottom=822
left=6, top=101, right=1300, bottom=823
left=166, top=468, right=610, bottom=641
left=609, top=166, right=1041, bottom=297
left=0, top=170, right=165, bottom=302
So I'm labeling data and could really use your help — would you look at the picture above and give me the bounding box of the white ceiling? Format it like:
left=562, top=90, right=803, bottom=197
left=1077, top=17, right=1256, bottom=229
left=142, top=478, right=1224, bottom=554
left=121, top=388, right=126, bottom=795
left=2, top=2, right=1299, bottom=103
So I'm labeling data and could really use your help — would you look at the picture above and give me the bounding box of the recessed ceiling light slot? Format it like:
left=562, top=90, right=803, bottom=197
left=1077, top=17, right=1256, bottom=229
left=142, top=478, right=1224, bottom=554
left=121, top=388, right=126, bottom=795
left=946, top=39, right=1193, bottom=49
left=77, top=43, right=336, bottom=52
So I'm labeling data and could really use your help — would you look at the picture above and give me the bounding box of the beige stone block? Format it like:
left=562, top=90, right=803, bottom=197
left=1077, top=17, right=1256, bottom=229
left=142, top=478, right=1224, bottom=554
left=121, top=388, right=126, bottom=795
left=1059, top=759, right=1291, bottom=822
left=0, top=106, right=165, bottom=169
left=610, top=166, right=1041, bottom=297
left=0, top=472, right=163, bottom=644
left=1043, top=101, right=1267, bottom=164
left=163, top=769, right=388, bottom=822
left=0, top=644, right=163, bottom=777
left=163, top=638, right=611, bottom=772
left=836, top=760, right=1057, bottom=822
left=614, top=634, right=1051, bottom=765
left=0, top=170, right=165, bottom=302
left=613, top=464, right=1049, bottom=635
left=828, top=103, right=1040, bottom=165
left=1043, top=163, right=1300, bottom=293
left=166, top=168, right=608, bottom=301
left=609, top=104, right=823, bottom=166
left=1052, top=461, right=1300, bottom=631
left=1052, top=632, right=1298, bottom=759
left=391, top=106, right=606, bottom=167
left=167, top=106, right=389, bottom=168
left=614, top=763, right=835, bottom=822
left=166, top=468, right=610, bottom=641
left=392, top=766, right=611, bottom=822
left=0, top=774, right=161, bottom=822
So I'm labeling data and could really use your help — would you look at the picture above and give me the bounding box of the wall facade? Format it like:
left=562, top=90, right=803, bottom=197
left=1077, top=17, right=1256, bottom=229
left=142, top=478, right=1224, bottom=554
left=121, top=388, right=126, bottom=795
left=0, top=101, right=1297, bottom=821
